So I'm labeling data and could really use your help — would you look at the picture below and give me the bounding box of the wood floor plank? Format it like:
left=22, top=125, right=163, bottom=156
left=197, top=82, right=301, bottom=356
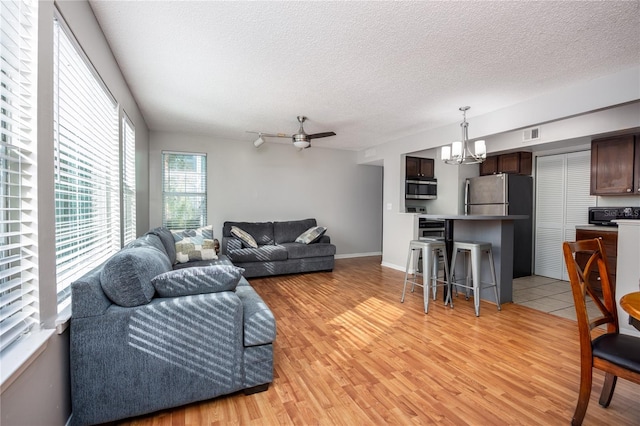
left=120, top=256, right=639, bottom=425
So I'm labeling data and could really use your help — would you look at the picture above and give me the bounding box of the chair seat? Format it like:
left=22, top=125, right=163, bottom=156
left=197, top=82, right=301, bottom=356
left=593, top=333, right=640, bottom=374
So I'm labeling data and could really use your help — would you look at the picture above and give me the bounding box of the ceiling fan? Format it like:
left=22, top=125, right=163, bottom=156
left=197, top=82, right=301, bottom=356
left=248, top=116, right=336, bottom=149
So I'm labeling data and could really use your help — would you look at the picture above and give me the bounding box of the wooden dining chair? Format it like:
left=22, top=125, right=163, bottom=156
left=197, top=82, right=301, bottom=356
left=562, top=238, right=640, bottom=425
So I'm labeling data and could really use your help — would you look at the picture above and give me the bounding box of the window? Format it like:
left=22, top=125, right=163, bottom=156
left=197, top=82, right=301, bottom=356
left=162, top=152, right=207, bottom=229
left=0, top=0, right=38, bottom=353
left=122, top=114, right=136, bottom=245
left=53, top=16, right=120, bottom=314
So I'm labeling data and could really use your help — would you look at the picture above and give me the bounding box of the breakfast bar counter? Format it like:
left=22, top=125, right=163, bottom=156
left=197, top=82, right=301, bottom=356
left=418, top=214, right=529, bottom=304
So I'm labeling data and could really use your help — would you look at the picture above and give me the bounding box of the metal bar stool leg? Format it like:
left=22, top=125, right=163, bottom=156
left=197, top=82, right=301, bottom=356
left=470, top=246, right=482, bottom=317
left=422, top=246, right=433, bottom=313
left=431, top=250, right=439, bottom=301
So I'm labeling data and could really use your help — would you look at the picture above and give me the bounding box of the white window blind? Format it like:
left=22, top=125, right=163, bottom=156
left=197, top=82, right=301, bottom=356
left=162, top=152, right=207, bottom=229
left=122, top=114, right=136, bottom=245
left=0, top=0, right=38, bottom=352
left=53, top=16, right=120, bottom=313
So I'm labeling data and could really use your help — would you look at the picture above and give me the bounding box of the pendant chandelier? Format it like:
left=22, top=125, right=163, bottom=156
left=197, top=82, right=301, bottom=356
left=441, top=106, right=486, bottom=165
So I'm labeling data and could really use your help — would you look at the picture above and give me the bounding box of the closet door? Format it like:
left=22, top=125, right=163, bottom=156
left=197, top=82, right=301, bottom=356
left=534, top=151, right=595, bottom=280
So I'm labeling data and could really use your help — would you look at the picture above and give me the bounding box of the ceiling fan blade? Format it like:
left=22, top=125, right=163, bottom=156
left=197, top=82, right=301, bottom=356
left=247, top=132, right=292, bottom=138
left=267, top=133, right=292, bottom=138
left=307, top=131, right=336, bottom=139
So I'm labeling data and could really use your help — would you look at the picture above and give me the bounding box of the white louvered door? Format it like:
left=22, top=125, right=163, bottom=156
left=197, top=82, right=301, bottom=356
left=534, top=151, right=595, bottom=280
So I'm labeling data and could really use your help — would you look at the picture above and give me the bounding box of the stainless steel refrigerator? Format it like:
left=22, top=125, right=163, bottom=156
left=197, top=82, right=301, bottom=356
left=465, top=173, right=533, bottom=278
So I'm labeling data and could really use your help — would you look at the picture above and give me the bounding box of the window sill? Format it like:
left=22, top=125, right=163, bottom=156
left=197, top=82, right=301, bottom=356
left=56, top=306, right=72, bottom=334
left=0, top=328, right=55, bottom=393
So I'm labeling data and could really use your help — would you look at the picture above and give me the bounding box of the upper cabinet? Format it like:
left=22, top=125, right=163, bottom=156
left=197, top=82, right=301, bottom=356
left=479, top=156, right=498, bottom=175
left=479, top=151, right=532, bottom=176
left=406, top=156, right=434, bottom=179
left=590, top=134, right=640, bottom=195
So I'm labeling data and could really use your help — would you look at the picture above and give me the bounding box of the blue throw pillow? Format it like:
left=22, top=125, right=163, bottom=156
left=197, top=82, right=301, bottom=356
left=100, top=246, right=172, bottom=307
left=151, top=265, right=245, bottom=297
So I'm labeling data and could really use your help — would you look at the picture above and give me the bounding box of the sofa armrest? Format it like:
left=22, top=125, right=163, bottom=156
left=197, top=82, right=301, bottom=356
left=316, top=235, right=331, bottom=244
left=70, top=291, right=245, bottom=425
left=234, top=286, right=276, bottom=346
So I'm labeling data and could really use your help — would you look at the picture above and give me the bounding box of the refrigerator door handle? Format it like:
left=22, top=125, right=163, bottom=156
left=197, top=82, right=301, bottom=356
left=464, top=179, right=470, bottom=215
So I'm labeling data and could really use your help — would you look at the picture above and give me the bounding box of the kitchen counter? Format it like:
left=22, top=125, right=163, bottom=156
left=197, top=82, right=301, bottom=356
left=575, top=224, right=618, bottom=232
left=417, top=214, right=530, bottom=305
left=419, top=214, right=528, bottom=221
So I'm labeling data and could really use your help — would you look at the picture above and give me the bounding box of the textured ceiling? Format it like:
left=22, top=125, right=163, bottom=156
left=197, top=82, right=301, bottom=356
left=88, top=1, right=640, bottom=151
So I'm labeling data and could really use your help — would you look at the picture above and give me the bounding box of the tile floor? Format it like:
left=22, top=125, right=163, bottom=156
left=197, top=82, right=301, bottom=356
left=512, top=275, right=601, bottom=321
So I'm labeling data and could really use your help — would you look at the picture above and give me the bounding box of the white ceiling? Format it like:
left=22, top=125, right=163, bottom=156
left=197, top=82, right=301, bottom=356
left=88, top=1, right=640, bottom=151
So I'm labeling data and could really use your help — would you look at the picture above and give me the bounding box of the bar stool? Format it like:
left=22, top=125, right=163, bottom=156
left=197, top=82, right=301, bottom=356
left=449, top=241, right=500, bottom=317
left=401, top=240, right=452, bottom=313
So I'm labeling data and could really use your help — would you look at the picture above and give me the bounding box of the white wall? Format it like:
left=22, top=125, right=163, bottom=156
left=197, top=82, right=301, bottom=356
left=149, top=132, right=383, bottom=257
left=0, top=1, right=150, bottom=425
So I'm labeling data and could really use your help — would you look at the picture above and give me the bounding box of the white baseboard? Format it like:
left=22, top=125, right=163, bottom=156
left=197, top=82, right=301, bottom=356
left=334, top=252, right=382, bottom=259
left=380, top=261, right=406, bottom=272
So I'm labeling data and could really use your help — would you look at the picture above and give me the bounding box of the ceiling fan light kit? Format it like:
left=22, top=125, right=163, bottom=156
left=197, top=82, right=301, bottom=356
left=248, top=116, right=336, bottom=150
left=441, top=106, right=486, bottom=165
left=253, top=134, right=266, bottom=148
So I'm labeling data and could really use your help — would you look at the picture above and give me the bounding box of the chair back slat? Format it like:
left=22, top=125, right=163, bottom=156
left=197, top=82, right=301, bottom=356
left=562, top=238, right=619, bottom=345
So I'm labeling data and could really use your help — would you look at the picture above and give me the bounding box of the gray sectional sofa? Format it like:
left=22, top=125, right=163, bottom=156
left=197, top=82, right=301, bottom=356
left=221, top=218, right=336, bottom=278
left=70, top=228, right=276, bottom=426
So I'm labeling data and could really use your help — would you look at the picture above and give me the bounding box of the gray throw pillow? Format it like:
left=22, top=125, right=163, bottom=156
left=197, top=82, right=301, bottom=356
left=151, top=265, right=245, bottom=297
left=100, top=246, right=172, bottom=307
left=295, top=226, right=327, bottom=244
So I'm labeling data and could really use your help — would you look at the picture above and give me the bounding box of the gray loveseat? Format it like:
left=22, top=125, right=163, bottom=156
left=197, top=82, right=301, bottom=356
left=70, top=227, right=276, bottom=426
left=221, top=218, right=336, bottom=278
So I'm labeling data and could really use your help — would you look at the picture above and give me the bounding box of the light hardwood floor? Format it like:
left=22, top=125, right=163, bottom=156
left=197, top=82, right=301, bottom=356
left=121, top=256, right=639, bottom=425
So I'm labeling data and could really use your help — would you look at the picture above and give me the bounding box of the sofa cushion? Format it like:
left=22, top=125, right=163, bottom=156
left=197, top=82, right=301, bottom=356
left=295, top=226, right=327, bottom=244
left=228, top=245, right=288, bottom=263
left=230, top=226, right=258, bottom=249
left=273, top=218, right=317, bottom=244
left=279, top=242, right=337, bottom=259
left=124, top=234, right=169, bottom=258
left=146, top=227, right=177, bottom=264
left=100, top=246, right=172, bottom=307
left=151, top=265, right=244, bottom=297
left=223, top=221, right=275, bottom=245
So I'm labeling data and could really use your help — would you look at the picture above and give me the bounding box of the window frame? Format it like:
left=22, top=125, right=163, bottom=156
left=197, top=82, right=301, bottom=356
left=121, top=112, right=136, bottom=245
left=161, top=151, right=207, bottom=230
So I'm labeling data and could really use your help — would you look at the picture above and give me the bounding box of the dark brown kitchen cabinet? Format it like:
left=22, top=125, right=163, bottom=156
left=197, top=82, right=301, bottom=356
left=479, top=156, right=498, bottom=175
left=406, top=156, right=434, bottom=179
left=479, top=151, right=532, bottom=176
left=590, top=134, right=640, bottom=195
left=575, top=228, right=617, bottom=295
left=498, top=152, right=532, bottom=175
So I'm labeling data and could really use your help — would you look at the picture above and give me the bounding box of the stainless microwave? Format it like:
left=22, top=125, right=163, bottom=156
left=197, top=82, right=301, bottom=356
left=406, top=179, right=437, bottom=200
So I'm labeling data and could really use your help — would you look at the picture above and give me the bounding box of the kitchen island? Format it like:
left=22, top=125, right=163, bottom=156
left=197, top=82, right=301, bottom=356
left=418, top=214, right=529, bottom=305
